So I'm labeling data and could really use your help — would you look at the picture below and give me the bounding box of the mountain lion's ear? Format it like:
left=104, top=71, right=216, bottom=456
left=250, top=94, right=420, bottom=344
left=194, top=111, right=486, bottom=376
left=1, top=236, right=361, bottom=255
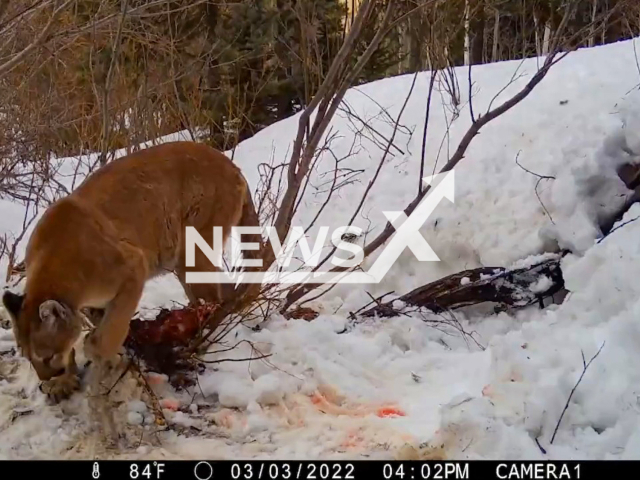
left=39, top=300, right=68, bottom=329
left=2, top=291, right=24, bottom=320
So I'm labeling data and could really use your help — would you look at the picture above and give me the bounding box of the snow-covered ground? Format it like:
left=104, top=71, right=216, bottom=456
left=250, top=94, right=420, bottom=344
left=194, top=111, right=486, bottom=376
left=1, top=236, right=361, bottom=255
left=3, top=38, right=640, bottom=460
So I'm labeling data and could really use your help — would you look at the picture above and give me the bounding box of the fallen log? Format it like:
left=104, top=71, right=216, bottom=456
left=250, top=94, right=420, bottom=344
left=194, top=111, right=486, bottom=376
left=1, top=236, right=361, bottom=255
left=359, top=255, right=565, bottom=318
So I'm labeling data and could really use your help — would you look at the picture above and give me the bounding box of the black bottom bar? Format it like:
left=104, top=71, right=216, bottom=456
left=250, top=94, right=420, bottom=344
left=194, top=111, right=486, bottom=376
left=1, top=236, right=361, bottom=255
left=0, top=460, right=633, bottom=480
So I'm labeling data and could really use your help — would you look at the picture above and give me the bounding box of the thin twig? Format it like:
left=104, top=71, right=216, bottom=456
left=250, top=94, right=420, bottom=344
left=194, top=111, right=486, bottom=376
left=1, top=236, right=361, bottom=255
left=131, top=359, right=167, bottom=427
left=597, top=215, right=640, bottom=244
left=468, top=63, right=475, bottom=123
left=105, top=357, right=133, bottom=395
left=550, top=342, right=605, bottom=445
left=514, top=151, right=556, bottom=224
left=196, top=353, right=272, bottom=364
left=419, top=71, right=437, bottom=194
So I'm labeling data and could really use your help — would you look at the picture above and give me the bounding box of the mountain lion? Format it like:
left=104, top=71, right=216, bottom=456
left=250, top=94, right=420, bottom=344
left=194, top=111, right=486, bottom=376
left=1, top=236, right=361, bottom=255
left=2, top=141, right=260, bottom=403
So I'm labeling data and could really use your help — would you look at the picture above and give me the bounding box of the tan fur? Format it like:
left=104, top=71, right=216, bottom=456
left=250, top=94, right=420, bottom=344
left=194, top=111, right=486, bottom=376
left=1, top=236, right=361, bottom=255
left=2, top=141, right=260, bottom=402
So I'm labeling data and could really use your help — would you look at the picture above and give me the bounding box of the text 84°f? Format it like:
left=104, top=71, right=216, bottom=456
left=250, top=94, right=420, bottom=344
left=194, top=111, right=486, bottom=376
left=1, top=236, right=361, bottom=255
left=129, top=462, right=165, bottom=479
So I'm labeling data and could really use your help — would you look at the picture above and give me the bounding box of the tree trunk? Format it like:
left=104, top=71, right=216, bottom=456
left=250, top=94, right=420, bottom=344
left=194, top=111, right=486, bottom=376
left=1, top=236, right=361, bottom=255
left=463, top=0, right=470, bottom=65
left=542, top=21, right=552, bottom=55
left=492, top=8, right=500, bottom=62
left=534, top=15, right=541, bottom=57
left=604, top=0, right=624, bottom=44
left=589, top=0, right=598, bottom=48
left=469, top=1, right=485, bottom=64
left=407, top=13, right=424, bottom=73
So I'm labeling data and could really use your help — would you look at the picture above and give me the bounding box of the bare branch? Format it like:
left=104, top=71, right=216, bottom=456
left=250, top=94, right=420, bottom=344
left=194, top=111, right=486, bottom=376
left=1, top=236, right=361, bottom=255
left=0, top=0, right=73, bottom=80
left=550, top=342, right=606, bottom=445
left=419, top=70, right=437, bottom=194
left=98, top=0, right=130, bottom=166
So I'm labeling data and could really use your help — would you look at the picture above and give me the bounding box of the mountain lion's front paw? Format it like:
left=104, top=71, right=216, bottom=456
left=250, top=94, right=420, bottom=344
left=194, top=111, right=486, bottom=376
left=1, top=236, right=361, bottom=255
left=40, top=371, right=81, bottom=404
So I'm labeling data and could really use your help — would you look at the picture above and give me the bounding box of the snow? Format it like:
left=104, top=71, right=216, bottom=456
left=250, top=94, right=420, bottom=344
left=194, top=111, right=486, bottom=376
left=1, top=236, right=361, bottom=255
left=3, top=38, right=640, bottom=460
left=528, top=275, right=553, bottom=294
left=127, top=411, right=144, bottom=426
